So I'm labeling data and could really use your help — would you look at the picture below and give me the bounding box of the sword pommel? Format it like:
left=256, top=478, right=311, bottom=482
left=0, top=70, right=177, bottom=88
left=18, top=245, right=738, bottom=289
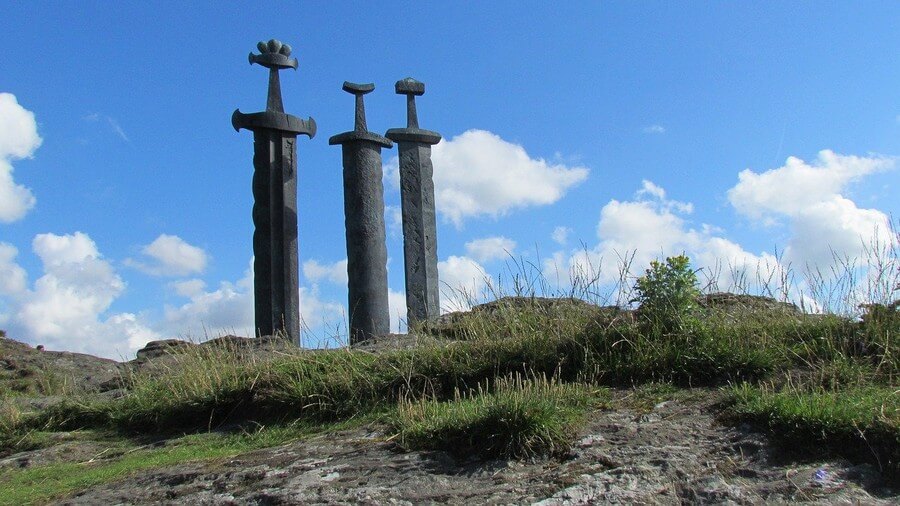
left=249, top=39, right=298, bottom=70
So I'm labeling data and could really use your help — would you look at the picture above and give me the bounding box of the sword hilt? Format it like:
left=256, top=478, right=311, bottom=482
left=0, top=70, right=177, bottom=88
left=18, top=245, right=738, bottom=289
left=342, top=82, right=375, bottom=132
left=249, top=39, right=297, bottom=113
left=395, top=78, right=425, bottom=129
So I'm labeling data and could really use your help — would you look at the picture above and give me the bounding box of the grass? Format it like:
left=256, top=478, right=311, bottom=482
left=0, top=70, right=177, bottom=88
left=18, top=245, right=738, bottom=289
left=0, top=422, right=351, bottom=506
left=723, top=382, right=900, bottom=474
left=390, top=374, right=605, bottom=459
left=0, top=231, right=897, bottom=499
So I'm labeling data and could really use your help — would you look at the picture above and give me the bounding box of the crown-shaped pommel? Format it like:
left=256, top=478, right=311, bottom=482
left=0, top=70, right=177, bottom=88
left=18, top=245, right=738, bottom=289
left=249, top=39, right=298, bottom=70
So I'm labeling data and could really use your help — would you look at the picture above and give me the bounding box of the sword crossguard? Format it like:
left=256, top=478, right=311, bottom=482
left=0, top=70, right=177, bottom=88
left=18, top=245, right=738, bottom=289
left=233, top=39, right=315, bottom=139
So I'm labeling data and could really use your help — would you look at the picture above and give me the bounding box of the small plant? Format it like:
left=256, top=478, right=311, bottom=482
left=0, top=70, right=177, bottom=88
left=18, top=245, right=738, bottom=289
left=632, top=254, right=700, bottom=335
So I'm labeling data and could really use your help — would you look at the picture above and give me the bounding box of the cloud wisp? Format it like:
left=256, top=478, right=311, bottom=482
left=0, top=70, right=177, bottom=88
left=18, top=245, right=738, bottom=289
left=84, top=112, right=130, bottom=142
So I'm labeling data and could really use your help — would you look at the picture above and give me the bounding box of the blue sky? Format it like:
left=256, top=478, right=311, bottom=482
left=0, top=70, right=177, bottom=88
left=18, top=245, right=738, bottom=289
left=1, top=2, right=897, bottom=359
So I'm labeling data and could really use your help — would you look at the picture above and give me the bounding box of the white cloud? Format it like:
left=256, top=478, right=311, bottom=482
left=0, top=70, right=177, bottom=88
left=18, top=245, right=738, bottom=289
left=2, top=232, right=163, bottom=358
left=643, top=124, right=666, bottom=134
left=551, top=226, right=571, bottom=246
left=21, top=233, right=124, bottom=337
left=0, top=94, right=42, bottom=160
left=161, top=268, right=254, bottom=338
left=0, top=237, right=349, bottom=356
left=33, top=231, right=99, bottom=266
left=787, top=197, right=893, bottom=269
left=438, top=255, right=489, bottom=312
left=388, top=289, right=408, bottom=334
left=386, top=129, right=589, bottom=227
left=106, top=117, right=129, bottom=142
left=0, top=93, right=41, bottom=223
left=83, top=112, right=129, bottom=142
left=158, top=260, right=345, bottom=345
left=127, top=234, right=209, bottom=277
left=464, top=236, right=516, bottom=263
left=727, top=150, right=892, bottom=221
left=169, top=278, right=206, bottom=298
left=302, top=258, right=348, bottom=285
left=0, top=243, right=27, bottom=297
left=726, top=150, right=896, bottom=268
left=385, top=205, right=403, bottom=238
left=545, top=182, right=784, bottom=300
left=636, top=179, right=666, bottom=200
left=0, top=161, right=35, bottom=223
left=298, top=284, right=345, bottom=330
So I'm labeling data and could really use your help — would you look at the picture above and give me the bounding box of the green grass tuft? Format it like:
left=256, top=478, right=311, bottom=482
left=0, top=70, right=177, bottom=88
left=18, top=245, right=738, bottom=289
left=390, top=374, right=604, bottom=459
left=724, top=382, right=900, bottom=476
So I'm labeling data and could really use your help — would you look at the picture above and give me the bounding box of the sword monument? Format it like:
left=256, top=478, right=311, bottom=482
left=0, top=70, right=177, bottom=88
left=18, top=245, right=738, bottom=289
left=232, top=39, right=316, bottom=344
left=386, top=78, right=442, bottom=325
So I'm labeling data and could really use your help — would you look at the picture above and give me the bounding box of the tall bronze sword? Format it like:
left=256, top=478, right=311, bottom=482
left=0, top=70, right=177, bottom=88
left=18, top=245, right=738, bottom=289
left=232, top=39, right=316, bottom=344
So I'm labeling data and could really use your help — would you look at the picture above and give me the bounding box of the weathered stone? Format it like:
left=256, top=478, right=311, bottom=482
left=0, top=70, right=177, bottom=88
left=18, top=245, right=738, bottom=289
left=23, top=386, right=897, bottom=505
left=329, top=82, right=392, bottom=344
left=386, top=78, right=441, bottom=325
left=233, top=39, right=316, bottom=345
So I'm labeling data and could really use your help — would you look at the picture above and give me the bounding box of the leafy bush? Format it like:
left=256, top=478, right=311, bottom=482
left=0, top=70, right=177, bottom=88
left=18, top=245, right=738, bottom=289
left=632, top=254, right=700, bottom=335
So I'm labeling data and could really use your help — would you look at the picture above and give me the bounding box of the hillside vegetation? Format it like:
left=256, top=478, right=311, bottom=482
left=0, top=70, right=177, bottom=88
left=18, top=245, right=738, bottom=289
left=0, top=252, right=897, bottom=503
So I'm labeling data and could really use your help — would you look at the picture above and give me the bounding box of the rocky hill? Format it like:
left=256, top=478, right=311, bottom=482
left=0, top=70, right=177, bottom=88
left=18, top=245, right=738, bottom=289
left=1, top=295, right=897, bottom=504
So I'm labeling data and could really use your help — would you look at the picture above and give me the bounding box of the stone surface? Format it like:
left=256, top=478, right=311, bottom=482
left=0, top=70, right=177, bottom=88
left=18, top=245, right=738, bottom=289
left=23, top=388, right=896, bottom=505
left=329, top=82, right=393, bottom=344
left=386, top=78, right=442, bottom=325
left=232, top=39, right=315, bottom=345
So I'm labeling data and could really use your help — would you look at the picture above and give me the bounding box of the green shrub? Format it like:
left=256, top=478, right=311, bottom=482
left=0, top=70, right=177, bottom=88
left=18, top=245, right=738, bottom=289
left=632, top=254, right=700, bottom=335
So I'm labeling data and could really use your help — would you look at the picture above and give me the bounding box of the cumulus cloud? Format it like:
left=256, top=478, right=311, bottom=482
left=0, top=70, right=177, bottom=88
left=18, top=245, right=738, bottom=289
left=126, top=234, right=209, bottom=277
left=302, top=258, right=348, bottom=285
left=728, top=150, right=892, bottom=221
left=438, top=255, right=489, bottom=312
left=386, top=129, right=589, bottom=227
left=464, top=236, right=516, bottom=263
left=0, top=235, right=348, bottom=355
left=545, top=182, right=782, bottom=300
left=157, top=260, right=345, bottom=345
left=727, top=150, right=896, bottom=268
left=643, top=124, right=666, bottom=134
left=0, top=93, right=41, bottom=222
left=161, top=267, right=254, bottom=338
left=0, top=243, right=27, bottom=297
left=1, top=232, right=162, bottom=358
